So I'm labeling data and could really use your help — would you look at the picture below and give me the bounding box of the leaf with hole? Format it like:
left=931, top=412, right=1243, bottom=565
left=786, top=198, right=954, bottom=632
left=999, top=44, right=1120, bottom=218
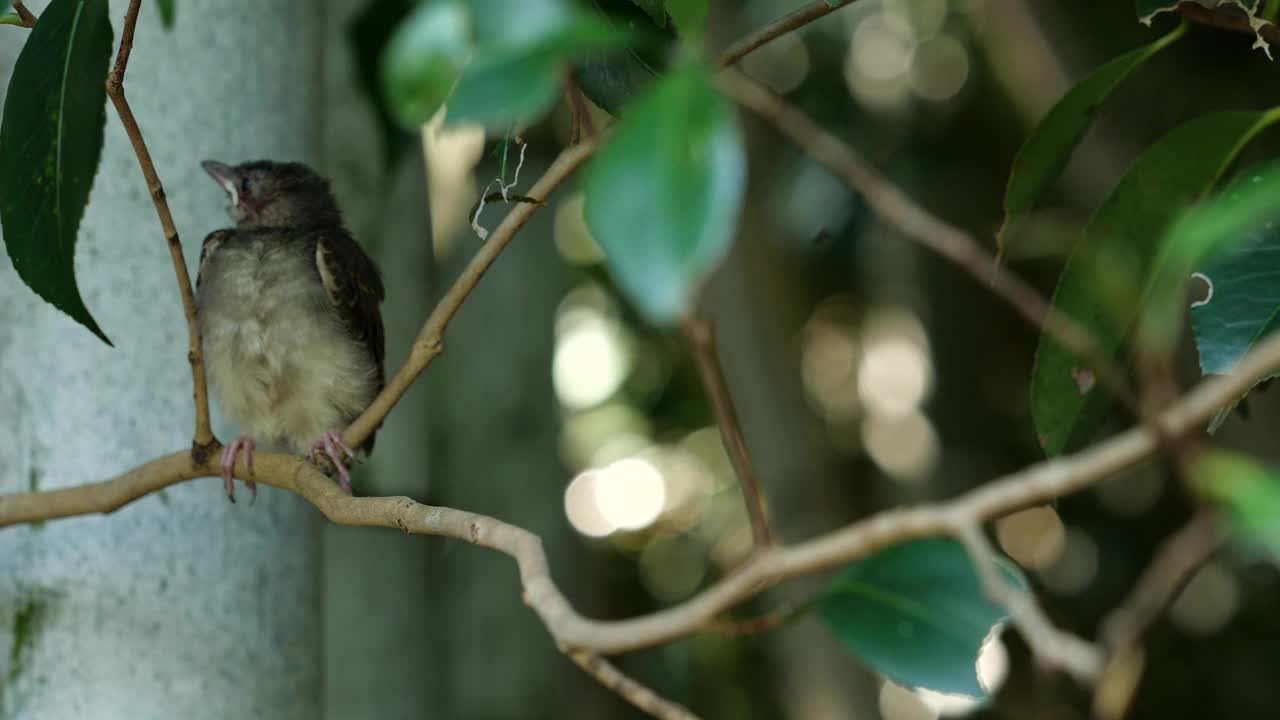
left=998, top=24, right=1185, bottom=259
left=583, top=61, right=745, bottom=324
left=1030, top=110, right=1280, bottom=455
left=817, top=538, right=1018, bottom=697
left=0, top=0, right=113, bottom=343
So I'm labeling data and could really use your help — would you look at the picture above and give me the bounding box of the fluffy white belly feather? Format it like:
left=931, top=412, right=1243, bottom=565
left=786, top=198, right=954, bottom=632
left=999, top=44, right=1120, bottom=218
left=197, top=240, right=378, bottom=453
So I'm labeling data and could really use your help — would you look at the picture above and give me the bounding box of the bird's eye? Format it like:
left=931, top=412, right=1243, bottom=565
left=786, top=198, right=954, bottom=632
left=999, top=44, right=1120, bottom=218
left=239, top=177, right=253, bottom=194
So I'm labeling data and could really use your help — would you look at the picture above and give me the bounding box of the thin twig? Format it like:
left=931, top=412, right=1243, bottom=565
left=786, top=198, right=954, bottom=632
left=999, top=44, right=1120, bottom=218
left=342, top=139, right=597, bottom=449
left=717, top=1, right=858, bottom=69
left=1092, top=509, right=1224, bottom=719
left=955, top=525, right=1103, bottom=683
left=105, top=0, right=214, bottom=451
left=5, top=328, right=1280, bottom=662
left=1100, top=509, right=1225, bottom=651
left=718, top=69, right=1138, bottom=413
left=565, top=650, right=701, bottom=720
left=10, top=0, right=35, bottom=27
left=682, top=317, right=774, bottom=548
left=709, top=604, right=797, bottom=637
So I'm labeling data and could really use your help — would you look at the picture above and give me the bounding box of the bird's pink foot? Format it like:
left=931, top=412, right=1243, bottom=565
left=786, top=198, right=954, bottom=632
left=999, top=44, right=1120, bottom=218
left=311, top=430, right=357, bottom=493
left=220, top=436, right=257, bottom=504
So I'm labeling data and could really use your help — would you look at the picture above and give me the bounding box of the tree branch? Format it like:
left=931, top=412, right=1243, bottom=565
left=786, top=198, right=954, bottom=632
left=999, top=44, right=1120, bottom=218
left=682, top=317, right=774, bottom=548
left=104, top=0, right=214, bottom=449
left=956, top=525, right=1102, bottom=683
left=717, top=0, right=859, bottom=69
left=566, top=650, right=701, bottom=720
left=341, top=139, right=598, bottom=449
left=717, top=69, right=1138, bottom=413
left=5, top=328, right=1280, bottom=675
left=9, top=0, right=35, bottom=27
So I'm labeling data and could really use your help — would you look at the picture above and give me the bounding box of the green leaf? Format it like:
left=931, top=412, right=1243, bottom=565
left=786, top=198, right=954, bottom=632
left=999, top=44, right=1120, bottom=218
left=627, top=0, right=666, bottom=26
left=1193, top=450, right=1280, bottom=561
left=380, top=1, right=472, bottom=128
left=157, top=0, right=175, bottom=28
left=998, top=24, right=1185, bottom=259
left=1030, top=111, right=1280, bottom=455
left=1143, top=152, right=1280, bottom=359
left=446, top=13, right=634, bottom=128
left=0, top=11, right=27, bottom=26
left=0, top=0, right=113, bottom=344
left=583, top=62, right=745, bottom=324
left=1189, top=180, right=1280, bottom=382
left=817, top=538, right=1017, bottom=696
left=665, top=0, right=707, bottom=37
left=826, top=0, right=851, bottom=7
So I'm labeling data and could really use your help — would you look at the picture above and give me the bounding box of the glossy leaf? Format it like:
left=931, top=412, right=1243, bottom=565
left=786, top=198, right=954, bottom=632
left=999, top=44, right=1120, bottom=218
left=1143, top=154, right=1280, bottom=354
left=1193, top=450, right=1280, bottom=561
left=1031, top=111, right=1280, bottom=455
left=998, top=24, right=1185, bottom=258
left=666, top=0, right=707, bottom=37
left=157, top=0, right=175, bottom=28
left=0, top=0, right=113, bottom=343
left=817, top=538, right=1018, bottom=696
left=380, top=1, right=471, bottom=128
left=583, top=62, right=745, bottom=324
left=446, top=14, right=634, bottom=128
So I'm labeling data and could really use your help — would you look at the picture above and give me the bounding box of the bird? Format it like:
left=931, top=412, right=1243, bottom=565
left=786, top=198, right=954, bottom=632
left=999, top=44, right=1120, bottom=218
left=195, top=159, right=385, bottom=503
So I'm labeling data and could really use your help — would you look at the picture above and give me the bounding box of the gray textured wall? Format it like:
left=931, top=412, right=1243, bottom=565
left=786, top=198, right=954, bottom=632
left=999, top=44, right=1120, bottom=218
left=0, top=1, right=324, bottom=717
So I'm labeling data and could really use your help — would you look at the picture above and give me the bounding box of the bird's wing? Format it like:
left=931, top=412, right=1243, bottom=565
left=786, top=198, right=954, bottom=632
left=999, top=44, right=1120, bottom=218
left=197, top=229, right=235, bottom=290
left=314, top=232, right=387, bottom=386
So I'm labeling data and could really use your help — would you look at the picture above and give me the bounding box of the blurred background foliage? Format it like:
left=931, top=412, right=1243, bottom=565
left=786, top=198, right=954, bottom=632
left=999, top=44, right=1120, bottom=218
left=260, top=0, right=1280, bottom=717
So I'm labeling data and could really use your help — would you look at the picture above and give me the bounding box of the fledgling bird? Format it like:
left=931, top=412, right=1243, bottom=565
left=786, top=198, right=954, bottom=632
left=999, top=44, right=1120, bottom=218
left=196, top=159, right=385, bottom=503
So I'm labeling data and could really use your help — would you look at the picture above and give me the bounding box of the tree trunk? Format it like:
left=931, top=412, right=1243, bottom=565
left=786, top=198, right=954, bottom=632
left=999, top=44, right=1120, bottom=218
left=0, top=1, right=324, bottom=717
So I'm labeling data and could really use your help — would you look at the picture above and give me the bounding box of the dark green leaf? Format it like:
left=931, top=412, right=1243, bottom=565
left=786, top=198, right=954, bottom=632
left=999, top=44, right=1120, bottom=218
left=446, top=13, right=634, bottom=128
left=157, top=0, right=175, bottom=28
left=572, top=53, right=659, bottom=115
left=380, top=1, right=472, bottom=128
left=666, top=0, right=707, bottom=38
left=817, top=538, right=1017, bottom=696
left=351, top=0, right=414, bottom=164
left=1193, top=450, right=1280, bottom=561
left=998, top=24, right=1185, bottom=258
left=1189, top=175, right=1280, bottom=381
left=1031, top=111, right=1280, bottom=455
left=0, top=0, right=113, bottom=344
left=626, top=0, right=666, bottom=26
left=583, top=62, right=745, bottom=324
left=1139, top=153, right=1280, bottom=368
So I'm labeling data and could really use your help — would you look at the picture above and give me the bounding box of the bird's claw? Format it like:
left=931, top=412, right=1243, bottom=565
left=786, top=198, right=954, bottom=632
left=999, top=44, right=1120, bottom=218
left=220, top=436, right=257, bottom=505
left=311, top=430, right=357, bottom=493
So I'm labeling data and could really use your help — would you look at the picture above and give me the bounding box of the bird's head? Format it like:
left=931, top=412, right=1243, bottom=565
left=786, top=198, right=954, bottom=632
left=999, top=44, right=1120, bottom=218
left=201, top=159, right=342, bottom=230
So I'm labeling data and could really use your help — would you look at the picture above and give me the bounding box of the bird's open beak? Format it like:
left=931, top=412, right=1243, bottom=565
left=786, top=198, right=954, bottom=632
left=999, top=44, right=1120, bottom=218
left=201, top=160, right=242, bottom=217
